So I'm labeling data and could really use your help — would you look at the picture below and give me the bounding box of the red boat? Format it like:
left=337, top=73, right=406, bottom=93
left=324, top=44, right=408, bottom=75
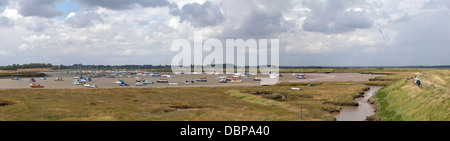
left=30, top=84, right=44, bottom=88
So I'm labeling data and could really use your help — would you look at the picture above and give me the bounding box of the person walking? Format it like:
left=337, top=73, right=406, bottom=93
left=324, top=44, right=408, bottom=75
left=415, top=76, right=421, bottom=88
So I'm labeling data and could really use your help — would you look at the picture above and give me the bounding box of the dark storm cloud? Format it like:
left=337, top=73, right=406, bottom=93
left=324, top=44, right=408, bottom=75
left=18, top=0, right=63, bottom=18
left=170, top=1, right=224, bottom=28
left=218, top=0, right=295, bottom=38
left=65, top=12, right=105, bottom=28
left=76, top=0, right=177, bottom=10
left=302, top=0, right=373, bottom=34
left=0, top=16, right=11, bottom=27
left=0, top=0, right=8, bottom=6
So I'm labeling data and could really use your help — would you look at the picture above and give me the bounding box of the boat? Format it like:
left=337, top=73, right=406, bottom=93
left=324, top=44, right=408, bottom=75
left=151, top=73, right=161, bottom=77
left=219, top=79, right=227, bottom=83
left=157, top=79, right=169, bottom=83
left=40, top=77, right=47, bottom=80
left=54, top=77, right=63, bottom=81
left=161, top=74, right=173, bottom=78
left=291, top=88, right=300, bottom=91
left=30, top=83, right=44, bottom=88
left=169, top=83, right=179, bottom=85
left=116, top=79, right=129, bottom=86
left=11, top=77, right=22, bottom=80
left=231, top=79, right=242, bottom=83
left=135, top=82, right=147, bottom=86
left=107, top=76, right=116, bottom=78
left=183, top=81, right=194, bottom=84
left=297, top=74, right=307, bottom=79
left=30, top=77, right=36, bottom=82
left=253, top=78, right=262, bottom=81
left=84, top=84, right=97, bottom=88
left=243, top=76, right=252, bottom=79
left=269, top=74, right=278, bottom=78
left=196, top=77, right=207, bottom=82
left=232, top=75, right=241, bottom=79
left=135, top=78, right=145, bottom=82
left=143, top=81, right=154, bottom=84
left=73, top=81, right=84, bottom=85
left=119, top=83, right=129, bottom=86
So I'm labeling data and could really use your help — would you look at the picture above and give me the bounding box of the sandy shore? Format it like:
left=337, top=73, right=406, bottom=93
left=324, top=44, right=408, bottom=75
left=0, top=72, right=384, bottom=89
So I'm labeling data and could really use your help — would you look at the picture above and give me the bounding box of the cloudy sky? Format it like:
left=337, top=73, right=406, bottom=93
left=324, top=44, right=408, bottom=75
left=0, top=0, right=449, bottom=66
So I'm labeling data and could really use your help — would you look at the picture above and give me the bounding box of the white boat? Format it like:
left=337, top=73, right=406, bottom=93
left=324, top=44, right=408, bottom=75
left=291, top=88, right=300, bottom=91
left=84, top=84, right=97, bottom=88
left=231, top=79, right=242, bottom=83
left=169, top=83, right=179, bottom=85
left=73, top=81, right=84, bottom=85
left=269, top=74, right=278, bottom=78
left=135, top=82, right=146, bottom=86
left=183, top=81, right=194, bottom=84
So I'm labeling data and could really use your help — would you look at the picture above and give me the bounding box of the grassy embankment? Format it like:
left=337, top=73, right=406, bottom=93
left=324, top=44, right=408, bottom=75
left=371, top=70, right=449, bottom=121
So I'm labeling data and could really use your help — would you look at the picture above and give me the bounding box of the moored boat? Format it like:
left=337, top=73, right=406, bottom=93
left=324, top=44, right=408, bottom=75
left=30, top=83, right=44, bottom=88
left=253, top=78, right=262, bottom=81
left=157, top=79, right=169, bottom=83
left=183, top=81, right=195, bottom=84
left=135, top=82, right=146, bottom=86
left=196, top=77, right=207, bottom=82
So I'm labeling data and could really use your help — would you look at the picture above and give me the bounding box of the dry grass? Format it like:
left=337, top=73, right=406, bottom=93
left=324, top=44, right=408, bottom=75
left=0, top=81, right=374, bottom=121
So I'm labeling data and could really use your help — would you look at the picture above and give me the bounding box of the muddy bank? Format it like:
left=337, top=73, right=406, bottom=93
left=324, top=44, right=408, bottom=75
left=333, top=86, right=383, bottom=121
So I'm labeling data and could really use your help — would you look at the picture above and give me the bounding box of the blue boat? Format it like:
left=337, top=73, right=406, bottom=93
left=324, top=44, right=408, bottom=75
left=12, top=77, right=22, bottom=80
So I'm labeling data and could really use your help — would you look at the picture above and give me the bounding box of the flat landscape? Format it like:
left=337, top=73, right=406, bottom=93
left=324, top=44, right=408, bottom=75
left=0, top=68, right=448, bottom=121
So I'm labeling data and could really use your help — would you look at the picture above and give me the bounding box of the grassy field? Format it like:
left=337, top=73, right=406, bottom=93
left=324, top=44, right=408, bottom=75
left=371, top=70, right=449, bottom=121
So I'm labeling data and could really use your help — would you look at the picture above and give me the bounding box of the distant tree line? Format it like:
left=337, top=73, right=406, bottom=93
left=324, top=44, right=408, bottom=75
left=0, top=63, right=53, bottom=70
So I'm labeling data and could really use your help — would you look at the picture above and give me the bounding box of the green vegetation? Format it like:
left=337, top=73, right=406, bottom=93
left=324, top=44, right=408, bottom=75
left=0, top=72, right=46, bottom=78
left=0, top=63, right=53, bottom=70
left=372, top=70, right=449, bottom=121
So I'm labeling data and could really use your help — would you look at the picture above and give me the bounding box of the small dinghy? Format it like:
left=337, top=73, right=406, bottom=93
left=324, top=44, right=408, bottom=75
left=196, top=78, right=207, bottom=82
left=297, top=74, right=307, bottom=79
left=143, top=81, right=154, bottom=84
left=30, top=83, right=44, bottom=88
left=231, top=79, right=242, bottom=83
left=157, top=79, right=169, bottom=83
left=219, top=79, right=227, bottom=83
left=12, top=77, right=22, bottom=81
left=73, top=81, right=84, bottom=85
left=169, top=83, right=179, bottom=85
left=40, top=77, right=47, bottom=80
left=135, top=82, right=146, bottom=86
left=84, top=84, right=97, bottom=88
left=183, top=81, right=195, bottom=84
left=54, top=77, right=63, bottom=81
left=291, top=88, right=300, bottom=91
left=253, top=78, right=262, bottom=81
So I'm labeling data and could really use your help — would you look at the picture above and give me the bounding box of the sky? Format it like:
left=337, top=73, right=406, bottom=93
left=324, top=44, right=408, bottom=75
left=0, top=0, right=449, bottom=66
